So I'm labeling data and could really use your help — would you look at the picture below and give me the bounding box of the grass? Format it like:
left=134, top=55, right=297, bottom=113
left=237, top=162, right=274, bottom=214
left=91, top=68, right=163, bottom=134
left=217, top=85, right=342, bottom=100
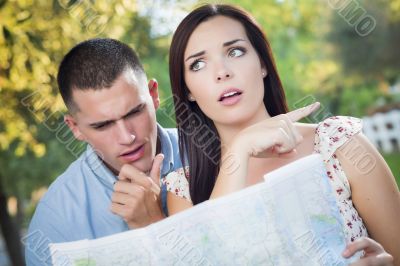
left=382, top=153, right=400, bottom=188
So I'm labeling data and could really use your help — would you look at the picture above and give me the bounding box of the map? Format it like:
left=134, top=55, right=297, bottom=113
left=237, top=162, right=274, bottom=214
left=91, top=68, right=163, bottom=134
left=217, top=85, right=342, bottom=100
left=50, top=154, right=358, bottom=265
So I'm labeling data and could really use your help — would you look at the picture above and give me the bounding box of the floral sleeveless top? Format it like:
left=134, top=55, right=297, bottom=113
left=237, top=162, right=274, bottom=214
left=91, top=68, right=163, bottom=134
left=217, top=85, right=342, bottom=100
left=162, top=116, right=369, bottom=242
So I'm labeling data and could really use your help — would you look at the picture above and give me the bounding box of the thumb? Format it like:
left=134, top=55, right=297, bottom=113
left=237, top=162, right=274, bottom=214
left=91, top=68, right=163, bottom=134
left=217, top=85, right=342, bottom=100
left=149, top=153, right=164, bottom=185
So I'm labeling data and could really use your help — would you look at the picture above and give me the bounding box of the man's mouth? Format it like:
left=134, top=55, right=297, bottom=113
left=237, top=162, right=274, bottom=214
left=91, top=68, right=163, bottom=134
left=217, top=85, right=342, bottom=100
left=119, top=145, right=145, bottom=162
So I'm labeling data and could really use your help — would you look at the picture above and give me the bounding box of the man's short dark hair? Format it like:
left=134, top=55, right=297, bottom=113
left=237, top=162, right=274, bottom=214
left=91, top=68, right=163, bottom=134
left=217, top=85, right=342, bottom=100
left=57, top=38, right=145, bottom=112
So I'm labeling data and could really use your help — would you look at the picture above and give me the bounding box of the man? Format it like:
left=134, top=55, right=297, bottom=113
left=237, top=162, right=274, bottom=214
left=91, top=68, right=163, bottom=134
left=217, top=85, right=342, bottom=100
left=24, top=38, right=182, bottom=265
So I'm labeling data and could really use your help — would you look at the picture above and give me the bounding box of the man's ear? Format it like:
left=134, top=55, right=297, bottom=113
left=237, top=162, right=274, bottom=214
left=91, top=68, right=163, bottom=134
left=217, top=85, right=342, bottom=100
left=148, top=78, right=160, bottom=109
left=64, top=115, right=86, bottom=141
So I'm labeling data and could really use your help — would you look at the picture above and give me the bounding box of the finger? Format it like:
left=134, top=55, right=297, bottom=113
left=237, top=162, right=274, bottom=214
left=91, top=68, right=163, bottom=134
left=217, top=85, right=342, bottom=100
left=110, top=202, right=144, bottom=222
left=343, top=238, right=383, bottom=258
left=111, top=198, right=143, bottom=218
left=276, top=149, right=298, bottom=158
left=119, top=164, right=146, bottom=182
left=286, top=102, right=320, bottom=123
left=111, top=192, right=131, bottom=205
left=348, top=254, right=393, bottom=266
left=113, top=181, right=146, bottom=197
left=149, top=153, right=164, bottom=185
left=119, top=165, right=153, bottom=190
left=261, top=118, right=295, bottom=146
left=110, top=202, right=126, bottom=216
left=273, top=128, right=297, bottom=153
left=111, top=190, right=145, bottom=205
left=273, top=115, right=303, bottom=144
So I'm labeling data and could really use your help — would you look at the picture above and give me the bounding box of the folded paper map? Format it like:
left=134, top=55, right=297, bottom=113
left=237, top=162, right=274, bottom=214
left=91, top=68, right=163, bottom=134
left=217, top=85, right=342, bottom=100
left=50, top=154, right=357, bottom=265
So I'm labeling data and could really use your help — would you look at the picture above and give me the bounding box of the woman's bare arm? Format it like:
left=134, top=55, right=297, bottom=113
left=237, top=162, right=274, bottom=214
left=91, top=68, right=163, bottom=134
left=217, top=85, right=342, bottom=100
left=336, top=133, right=400, bottom=265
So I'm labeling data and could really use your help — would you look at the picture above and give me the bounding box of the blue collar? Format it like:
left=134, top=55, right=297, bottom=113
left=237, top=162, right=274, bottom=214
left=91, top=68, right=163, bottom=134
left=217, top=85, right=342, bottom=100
left=158, top=124, right=175, bottom=177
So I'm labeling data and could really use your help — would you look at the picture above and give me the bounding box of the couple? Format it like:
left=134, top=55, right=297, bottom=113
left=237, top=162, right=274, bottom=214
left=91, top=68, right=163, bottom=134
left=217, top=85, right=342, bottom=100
left=26, top=4, right=399, bottom=265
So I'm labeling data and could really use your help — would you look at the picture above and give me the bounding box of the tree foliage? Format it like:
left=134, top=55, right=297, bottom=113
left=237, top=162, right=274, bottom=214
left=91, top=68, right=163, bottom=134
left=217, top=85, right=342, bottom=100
left=327, top=0, right=400, bottom=83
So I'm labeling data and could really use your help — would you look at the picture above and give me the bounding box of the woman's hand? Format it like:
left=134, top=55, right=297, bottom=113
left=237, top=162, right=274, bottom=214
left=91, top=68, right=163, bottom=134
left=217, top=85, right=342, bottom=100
left=211, top=102, right=320, bottom=198
left=343, top=237, right=394, bottom=266
left=231, top=102, right=320, bottom=159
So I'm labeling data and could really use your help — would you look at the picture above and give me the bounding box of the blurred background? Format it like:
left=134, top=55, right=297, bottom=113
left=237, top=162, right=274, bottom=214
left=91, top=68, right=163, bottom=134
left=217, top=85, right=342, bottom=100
left=0, top=0, right=399, bottom=264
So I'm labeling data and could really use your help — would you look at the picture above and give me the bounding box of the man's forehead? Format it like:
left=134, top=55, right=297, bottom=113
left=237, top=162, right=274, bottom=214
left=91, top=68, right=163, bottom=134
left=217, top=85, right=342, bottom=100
left=71, top=73, right=148, bottom=120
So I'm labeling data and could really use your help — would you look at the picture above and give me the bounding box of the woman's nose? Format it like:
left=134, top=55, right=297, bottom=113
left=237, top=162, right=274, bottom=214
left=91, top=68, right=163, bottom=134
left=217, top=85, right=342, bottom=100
left=215, top=61, right=233, bottom=82
left=217, top=73, right=231, bottom=81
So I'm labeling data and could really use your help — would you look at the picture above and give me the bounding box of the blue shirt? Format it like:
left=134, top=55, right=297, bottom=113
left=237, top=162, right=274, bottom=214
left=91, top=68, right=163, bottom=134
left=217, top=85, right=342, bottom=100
left=24, top=126, right=182, bottom=265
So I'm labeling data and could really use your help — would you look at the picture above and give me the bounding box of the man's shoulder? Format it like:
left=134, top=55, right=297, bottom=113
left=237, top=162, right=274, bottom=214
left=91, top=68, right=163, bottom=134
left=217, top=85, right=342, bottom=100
left=160, top=127, right=178, bottom=140
left=158, top=126, right=182, bottom=173
left=40, top=154, right=88, bottom=202
left=158, top=126, right=179, bottom=153
left=29, top=147, right=99, bottom=227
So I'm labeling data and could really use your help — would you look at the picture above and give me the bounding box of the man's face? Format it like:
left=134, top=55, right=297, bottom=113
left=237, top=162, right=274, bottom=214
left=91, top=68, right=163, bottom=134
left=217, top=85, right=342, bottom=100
left=65, top=69, right=160, bottom=174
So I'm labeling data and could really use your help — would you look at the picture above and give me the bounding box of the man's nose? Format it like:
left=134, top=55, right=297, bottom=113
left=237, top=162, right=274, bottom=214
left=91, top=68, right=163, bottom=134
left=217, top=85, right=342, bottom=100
left=116, top=120, right=135, bottom=145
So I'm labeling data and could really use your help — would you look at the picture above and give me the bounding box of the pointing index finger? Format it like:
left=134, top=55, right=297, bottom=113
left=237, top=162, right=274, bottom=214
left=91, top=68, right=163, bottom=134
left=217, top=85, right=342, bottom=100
left=287, top=102, right=320, bottom=122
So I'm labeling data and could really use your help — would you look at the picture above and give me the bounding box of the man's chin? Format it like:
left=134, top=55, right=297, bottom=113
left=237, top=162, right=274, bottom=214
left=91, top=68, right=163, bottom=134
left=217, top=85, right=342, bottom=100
left=128, top=160, right=152, bottom=175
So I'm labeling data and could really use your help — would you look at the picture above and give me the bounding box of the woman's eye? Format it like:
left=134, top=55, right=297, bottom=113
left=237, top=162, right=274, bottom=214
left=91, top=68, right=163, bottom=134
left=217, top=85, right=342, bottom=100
left=229, top=48, right=245, bottom=58
left=190, top=60, right=205, bottom=71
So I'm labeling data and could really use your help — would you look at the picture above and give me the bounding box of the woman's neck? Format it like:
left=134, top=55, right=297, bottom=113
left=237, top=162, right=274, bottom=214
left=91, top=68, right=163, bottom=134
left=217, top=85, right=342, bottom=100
left=216, top=106, right=270, bottom=155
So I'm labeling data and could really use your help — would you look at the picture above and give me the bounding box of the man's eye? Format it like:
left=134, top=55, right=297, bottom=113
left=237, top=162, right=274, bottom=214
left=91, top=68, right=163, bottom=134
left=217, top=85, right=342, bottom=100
left=228, top=48, right=245, bottom=58
left=190, top=60, right=205, bottom=72
left=126, top=111, right=138, bottom=118
left=93, top=123, right=110, bottom=130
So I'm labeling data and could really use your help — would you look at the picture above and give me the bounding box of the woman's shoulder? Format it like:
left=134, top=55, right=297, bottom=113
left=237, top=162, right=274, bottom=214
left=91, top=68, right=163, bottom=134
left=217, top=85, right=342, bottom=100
left=313, top=116, right=363, bottom=161
left=162, top=167, right=191, bottom=201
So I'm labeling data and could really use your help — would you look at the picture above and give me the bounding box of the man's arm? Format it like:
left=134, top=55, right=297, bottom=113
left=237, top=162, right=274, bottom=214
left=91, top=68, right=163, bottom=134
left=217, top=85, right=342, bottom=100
left=24, top=201, right=66, bottom=266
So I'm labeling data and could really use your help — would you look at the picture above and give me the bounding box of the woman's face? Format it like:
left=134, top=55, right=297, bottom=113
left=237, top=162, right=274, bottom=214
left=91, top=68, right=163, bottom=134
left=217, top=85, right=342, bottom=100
left=183, top=15, right=268, bottom=127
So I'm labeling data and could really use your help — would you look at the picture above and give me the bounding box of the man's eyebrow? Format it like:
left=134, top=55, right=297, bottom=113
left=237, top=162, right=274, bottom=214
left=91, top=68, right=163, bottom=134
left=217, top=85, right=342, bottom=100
left=185, top=51, right=205, bottom=62
left=89, top=119, right=113, bottom=128
left=88, top=104, right=145, bottom=127
left=223, top=38, right=246, bottom=47
left=185, top=39, right=246, bottom=62
left=121, top=103, right=145, bottom=119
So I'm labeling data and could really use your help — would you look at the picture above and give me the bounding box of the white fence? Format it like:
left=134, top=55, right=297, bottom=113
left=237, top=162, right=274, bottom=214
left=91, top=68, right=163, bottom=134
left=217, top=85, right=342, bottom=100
left=363, top=109, right=400, bottom=153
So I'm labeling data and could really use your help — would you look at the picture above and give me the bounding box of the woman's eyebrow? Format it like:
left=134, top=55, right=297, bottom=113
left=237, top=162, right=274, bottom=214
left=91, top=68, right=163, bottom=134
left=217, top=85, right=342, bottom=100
left=185, top=51, right=205, bottom=62
left=223, top=38, right=246, bottom=47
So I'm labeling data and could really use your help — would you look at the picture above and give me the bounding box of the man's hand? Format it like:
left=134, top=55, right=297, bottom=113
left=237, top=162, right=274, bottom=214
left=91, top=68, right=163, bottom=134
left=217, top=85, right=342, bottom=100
left=110, top=154, right=164, bottom=229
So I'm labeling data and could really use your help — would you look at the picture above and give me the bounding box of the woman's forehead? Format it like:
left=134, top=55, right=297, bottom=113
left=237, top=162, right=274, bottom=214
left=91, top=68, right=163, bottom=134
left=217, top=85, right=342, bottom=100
left=184, top=16, right=248, bottom=54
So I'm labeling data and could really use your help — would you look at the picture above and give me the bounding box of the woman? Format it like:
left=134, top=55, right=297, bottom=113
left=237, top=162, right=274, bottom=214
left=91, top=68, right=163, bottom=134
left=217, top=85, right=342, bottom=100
left=165, top=4, right=400, bottom=265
